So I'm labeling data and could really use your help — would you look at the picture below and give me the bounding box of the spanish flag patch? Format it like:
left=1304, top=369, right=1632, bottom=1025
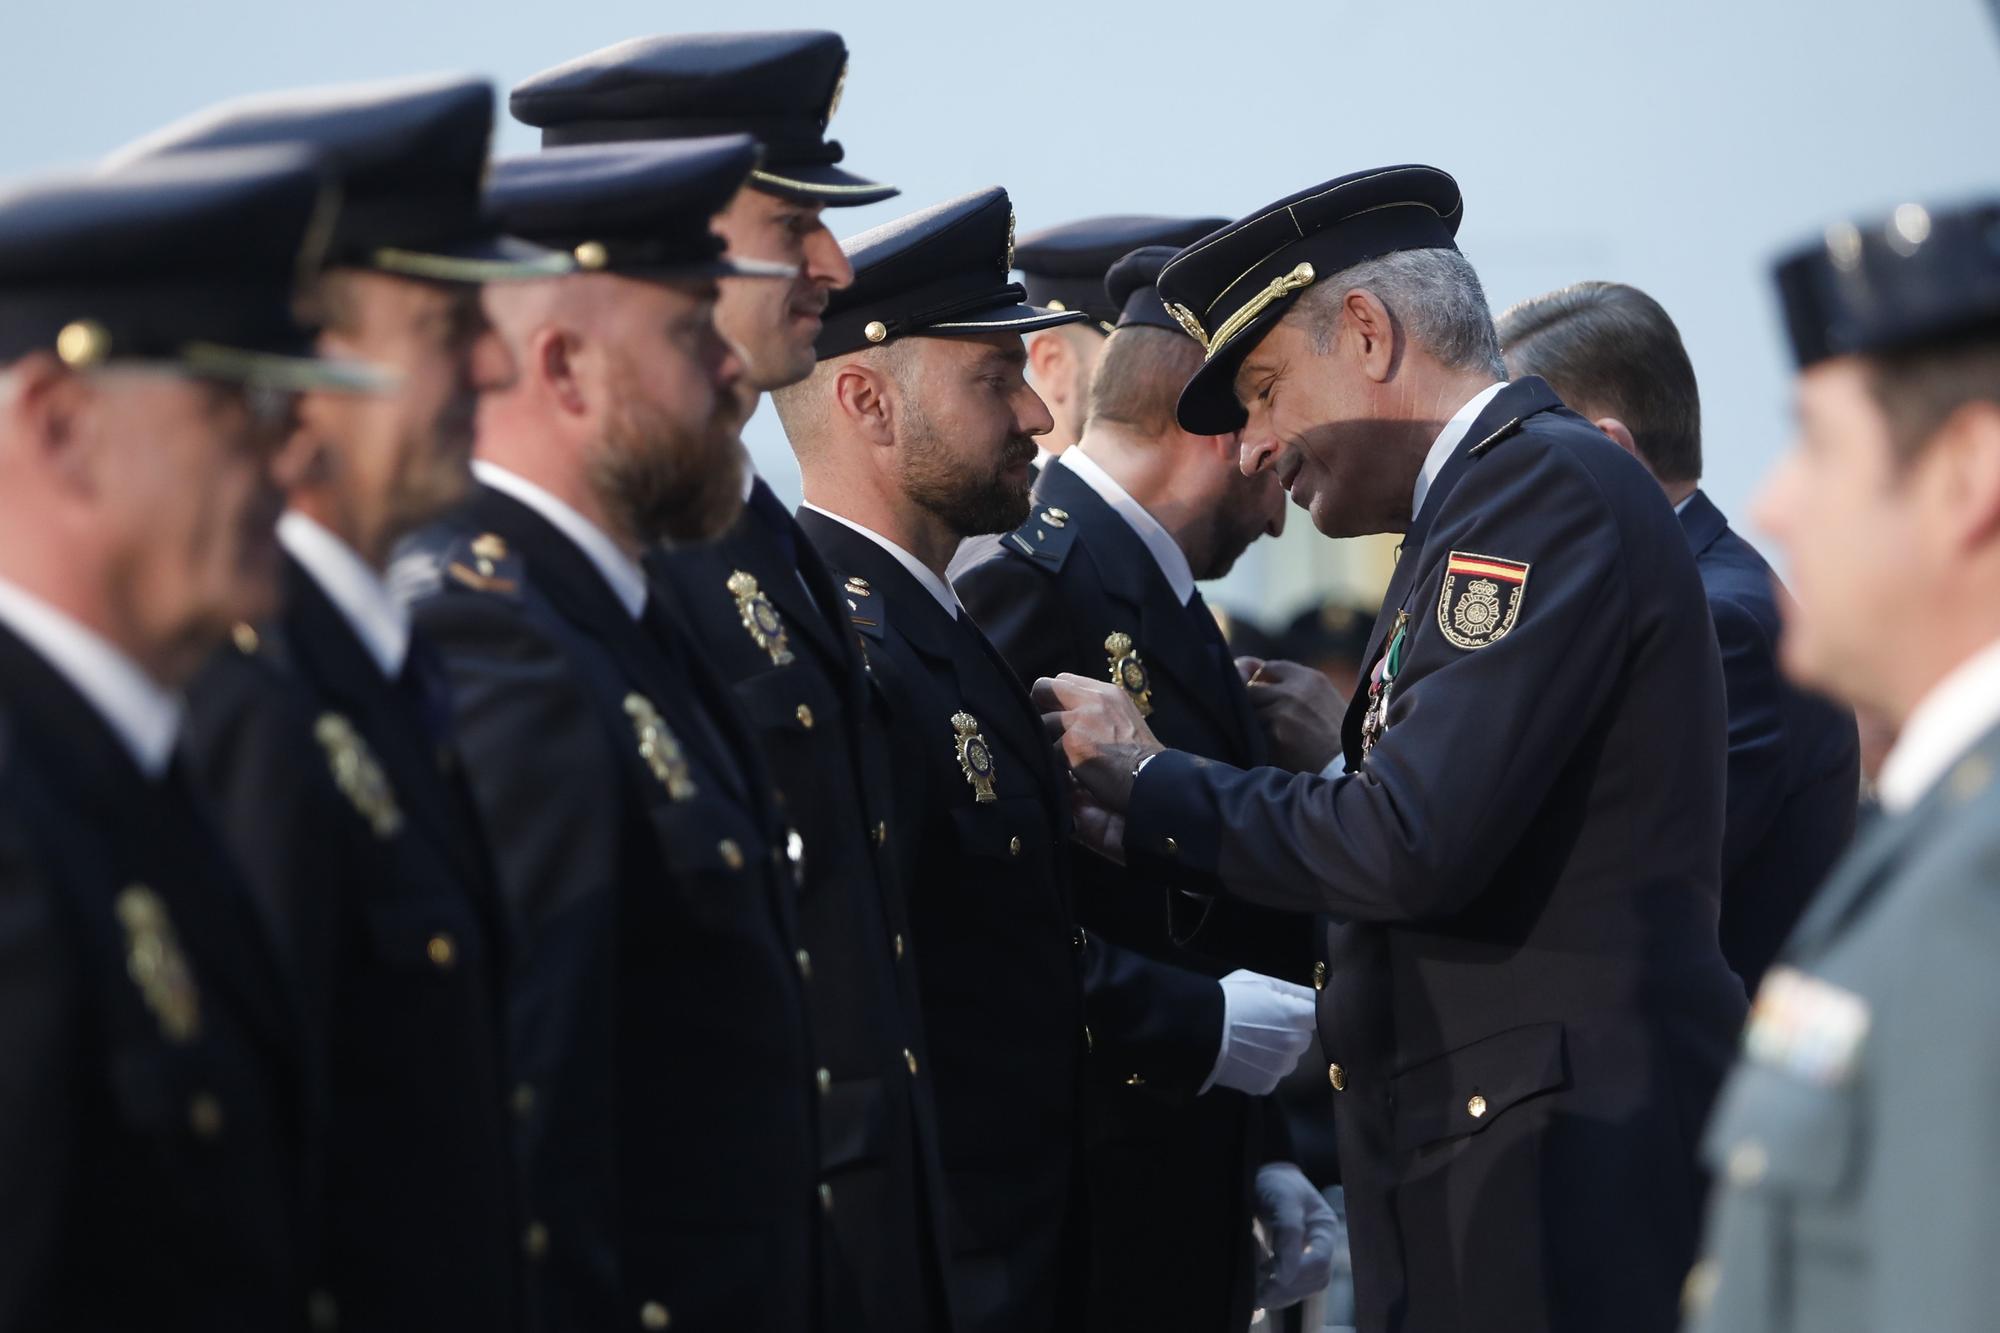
left=1437, top=551, right=1530, bottom=650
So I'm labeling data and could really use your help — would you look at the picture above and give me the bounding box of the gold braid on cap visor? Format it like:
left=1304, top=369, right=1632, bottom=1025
left=1164, top=262, right=1316, bottom=360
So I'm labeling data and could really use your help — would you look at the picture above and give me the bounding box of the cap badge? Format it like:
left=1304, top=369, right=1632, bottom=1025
left=625, top=692, right=698, bottom=800
left=825, top=59, right=849, bottom=125
left=726, top=570, right=794, bottom=666
left=950, top=710, right=998, bottom=803
left=1436, top=551, right=1529, bottom=651
left=315, top=712, right=404, bottom=838
left=116, top=884, right=201, bottom=1044
left=1104, top=632, right=1154, bottom=717
left=1163, top=302, right=1210, bottom=350
left=1004, top=207, right=1017, bottom=275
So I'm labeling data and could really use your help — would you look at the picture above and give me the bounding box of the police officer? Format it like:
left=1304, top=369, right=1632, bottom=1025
left=1685, top=197, right=2000, bottom=1333
left=952, top=242, right=1329, bottom=1328
left=510, top=36, right=956, bottom=1329
left=393, top=138, right=817, bottom=1333
left=1014, top=216, right=1224, bottom=462
left=1497, top=280, right=1861, bottom=992
left=0, top=144, right=370, bottom=1330
left=771, top=186, right=1093, bottom=1333
left=1038, top=165, right=1747, bottom=1332
left=116, top=77, right=570, bottom=1332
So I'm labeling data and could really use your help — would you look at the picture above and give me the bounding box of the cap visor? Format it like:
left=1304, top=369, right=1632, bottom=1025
left=1172, top=302, right=1293, bottom=434
left=370, top=233, right=575, bottom=283
left=620, top=256, right=799, bottom=283
left=179, top=342, right=400, bottom=394
left=750, top=163, right=900, bottom=208
left=924, top=303, right=1090, bottom=338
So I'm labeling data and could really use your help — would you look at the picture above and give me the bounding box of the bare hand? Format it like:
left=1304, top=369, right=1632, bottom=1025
left=1238, top=657, right=1347, bottom=774
left=1032, top=674, right=1164, bottom=815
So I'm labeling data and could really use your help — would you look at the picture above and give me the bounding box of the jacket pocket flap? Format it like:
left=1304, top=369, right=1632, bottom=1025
left=1391, top=1020, right=1568, bottom=1153
left=949, top=798, right=1052, bottom=861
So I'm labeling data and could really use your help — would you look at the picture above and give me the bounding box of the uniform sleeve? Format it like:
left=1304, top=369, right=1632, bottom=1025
left=1081, top=934, right=1223, bottom=1097
left=1126, top=443, right=1632, bottom=924
left=1709, top=593, right=1789, bottom=884
left=1869, top=836, right=2000, bottom=1329
left=0, top=815, right=73, bottom=1329
left=953, top=552, right=1071, bottom=689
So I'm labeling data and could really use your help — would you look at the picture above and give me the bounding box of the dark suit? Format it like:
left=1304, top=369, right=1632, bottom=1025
left=183, top=554, right=518, bottom=1333
left=398, top=483, right=818, bottom=1333
left=952, top=458, right=1315, bottom=1330
left=1678, top=490, right=1859, bottom=992
left=1124, top=379, right=1748, bottom=1332
left=795, top=507, right=1087, bottom=1333
left=647, top=479, right=953, bottom=1331
left=0, top=623, right=308, bottom=1332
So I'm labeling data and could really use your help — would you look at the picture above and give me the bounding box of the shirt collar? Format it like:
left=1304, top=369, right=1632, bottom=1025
left=1055, top=449, right=1197, bottom=604
left=799, top=503, right=962, bottom=618
left=0, top=576, right=182, bottom=778
left=1877, top=636, right=2000, bottom=814
left=1412, top=380, right=1508, bottom=522
left=474, top=460, right=648, bottom=620
left=1034, top=445, right=1058, bottom=473
left=278, top=512, right=410, bottom=679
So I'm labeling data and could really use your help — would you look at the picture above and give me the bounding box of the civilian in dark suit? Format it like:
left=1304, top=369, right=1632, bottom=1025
left=1043, top=167, right=1747, bottom=1333
left=1498, top=279, right=1860, bottom=991
left=395, top=139, right=823, bottom=1333
left=952, top=243, right=1329, bottom=1328
left=0, top=146, right=365, bottom=1331
left=135, top=77, right=567, bottom=1333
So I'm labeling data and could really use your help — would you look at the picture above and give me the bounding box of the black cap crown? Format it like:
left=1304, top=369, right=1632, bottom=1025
left=818, top=187, right=1086, bottom=360
left=485, top=136, right=793, bottom=282
left=109, top=74, right=567, bottom=283
left=510, top=31, right=896, bottom=207
left=1015, top=214, right=1226, bottom=332
left=1156, top=165, right=1464, bottom=433
left=1775, top=198, right=2000, bottom=368
left=1105, top=245, right=1191, bottom=333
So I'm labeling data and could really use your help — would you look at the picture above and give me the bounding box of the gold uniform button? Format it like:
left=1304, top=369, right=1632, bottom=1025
left=1727, top=1140, right=1768, bottom=1187
left=904, top=1048, right=919, bottom=1077
left=511, top=1083, right=537, bottom=1118
left=1328, top=1063, right=1346, bottom=1092
left=1312, top=961, right=1327, bottom=991
left=640, top=1301, right=672, bottom=1330
left=1681, top=1258, right=1719, bottom=1320
left=1467, top=1094, right=1488, bottom=1119
left=1164, top=836, right=1179, bottom=856
left=425, top=933, right=457, bottom=969
left=872, top=820, right=888, bottom=847
left=188, top=1092, right=224, bottom=1139
left=718, top=839, right=744, bottom=871
left=863, top=320, right=888, bottom=344
left=231, top=622, right=260, bottom=655
left=1124, top=1073, right=1146, bottom=1087
left=795, top=703, right=815, bottom=729
left=893, top=932, right=905, bottom=960
left=307, top=1288, right=340, bottom=1332
left=1008, top=835, right=1022, bottom=856
left=795, top=948, right=813, bottom=982
left=523, top=1221, right=550, bottom=1260
left=818, top=1182, right=835, bottom=1212
left=816, top=1067, right=832, bottom=1096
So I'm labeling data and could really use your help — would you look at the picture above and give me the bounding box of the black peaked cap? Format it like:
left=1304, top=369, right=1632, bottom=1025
left=1105, top=245, right=1193, bottom=333
left=1156, top=165, right=1464, bottom=433
left=510, top=30, right=896, bottom=207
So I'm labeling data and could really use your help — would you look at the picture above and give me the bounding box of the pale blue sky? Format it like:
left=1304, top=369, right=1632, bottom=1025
left=9, top=0, right=1996, bottom=618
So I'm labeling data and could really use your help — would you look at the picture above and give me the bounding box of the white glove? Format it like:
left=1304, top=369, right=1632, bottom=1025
left=1253, top=1162, right=1340, bottom=1311
left=1202, top=969, right=1316, bottom=1095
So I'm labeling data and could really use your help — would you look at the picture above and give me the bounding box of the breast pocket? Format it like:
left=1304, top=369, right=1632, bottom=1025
left=359, top=894, right=488, bottom=978
left=950, top=797, right=1054, bottom=868
left=1390, top=1020, right=1569, bottom=1154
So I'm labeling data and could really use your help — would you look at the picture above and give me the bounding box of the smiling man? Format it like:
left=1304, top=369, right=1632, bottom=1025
left=1035, top=165, right=1747, bottom=1333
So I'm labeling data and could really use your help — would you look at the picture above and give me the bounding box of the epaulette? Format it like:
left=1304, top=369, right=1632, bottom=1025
left=394, top=531, right=524, bottom=603
left=832, top=569, right=887, bottom=642
left=1002, top=501, right=1080, bottom=569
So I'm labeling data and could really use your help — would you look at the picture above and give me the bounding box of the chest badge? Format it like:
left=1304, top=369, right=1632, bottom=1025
left=951, top=711, right=998, bottom=803
left=624, top=693, right=699, bottom=800
left=115, top=884, right=201, bottom=1043
left=1104, top=632, right=1154, bottom=716
left=314, top=712, right=403, bottom=838
left=726, top=570, right=794, bottom=666
left=1436, top=551, right=1530, bottom=651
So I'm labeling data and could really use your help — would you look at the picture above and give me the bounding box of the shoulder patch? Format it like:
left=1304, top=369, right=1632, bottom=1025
left=834, top=570, right=887, bottom=642
left=422, top=531, right=524, bottom=601
left=1003, top=503, right=1080, bottom=569
left=1436, top=551, right=1530, bottom=650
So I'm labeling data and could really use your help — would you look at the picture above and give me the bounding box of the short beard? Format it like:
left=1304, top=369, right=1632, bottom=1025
left=591, top=373, right=746, bottom=547
left=897, top=397, right=1036, bottom=538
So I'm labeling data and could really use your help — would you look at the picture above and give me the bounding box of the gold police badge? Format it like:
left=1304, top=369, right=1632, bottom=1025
left=726, top=570, right=794, bottom=666
left=1103, top=631, right=1154, bottom=716
left=624, top=693, right=698, bottom=800
left=951, top=711, right=998, bottom=803
left=1436, top=551, right=1530, bottom=651
left=314, top=712, right=403, bottom=838
left=115, top=884, right=200, bottom=1043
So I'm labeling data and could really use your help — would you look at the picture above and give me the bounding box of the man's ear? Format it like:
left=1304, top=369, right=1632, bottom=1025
left=1932, top=399, right=2000, bottom=551
left=832, top=360, right=896, bottom=447
left=269, top=405, right=330, bottom=492
left=6, top=352, right=96, bottom=490
left=1026, top=329, right=1074, bottom=407
left=532, top=325, right=587, bottom=418
left=1343, top=289, right=1398, bottom=383
left=1592, top=415, right=1642, bottom=460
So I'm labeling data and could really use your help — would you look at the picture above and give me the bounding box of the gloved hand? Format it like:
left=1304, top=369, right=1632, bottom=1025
left=1253, top=1162, right=1340, bottom=1311
left=1203, top=969, right=1316, bottom=1095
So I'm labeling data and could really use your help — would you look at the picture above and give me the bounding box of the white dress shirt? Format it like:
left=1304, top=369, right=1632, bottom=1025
left=474, top=461, right=648, bottom=620
left=279, top=511, right=410, bottom=679
left=1876, top=636, right=2000, bottom=814
left=0, top=576, right=181, bottom=778
left=1054, top=449, right=1197, bottom=605
left=1411, top=380, right=1508, bottom=521
left=800, top=503, right=963, bottom=618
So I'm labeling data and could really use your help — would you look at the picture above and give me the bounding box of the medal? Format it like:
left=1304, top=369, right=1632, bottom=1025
left=1360, top=610, right=1409, bottom=760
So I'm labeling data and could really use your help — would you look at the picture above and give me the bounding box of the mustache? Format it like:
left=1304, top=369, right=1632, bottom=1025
left=1001, top=434, right=1038, bottom=468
